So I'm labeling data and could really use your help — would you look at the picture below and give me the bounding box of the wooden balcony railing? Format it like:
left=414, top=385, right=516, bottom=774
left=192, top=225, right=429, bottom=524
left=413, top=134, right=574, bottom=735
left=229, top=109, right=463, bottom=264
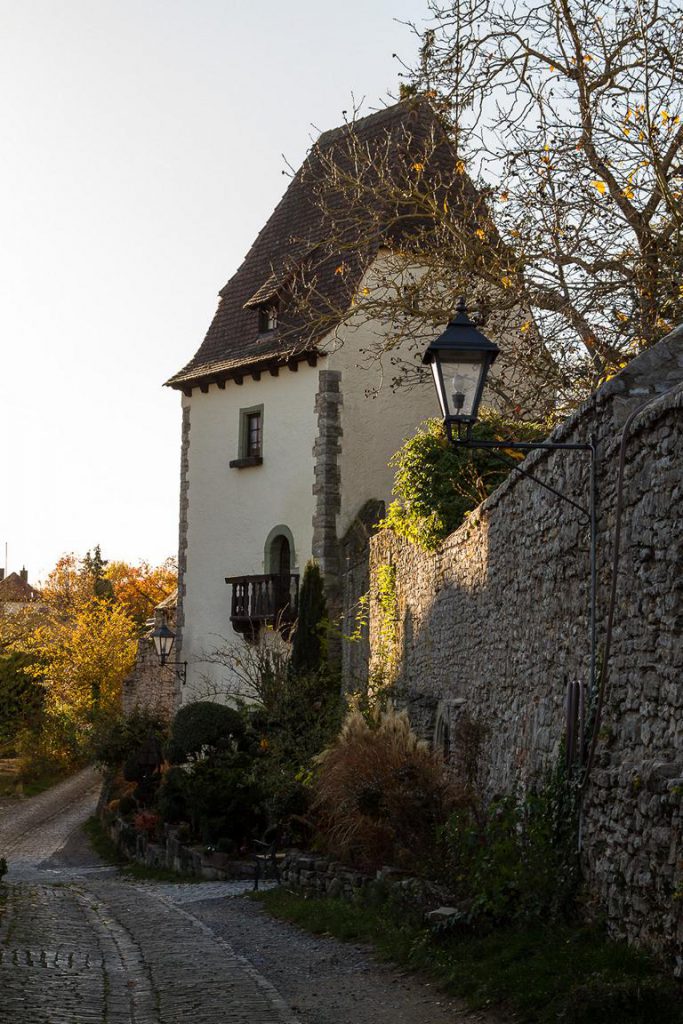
left=225, top=573, right=299, bottom=637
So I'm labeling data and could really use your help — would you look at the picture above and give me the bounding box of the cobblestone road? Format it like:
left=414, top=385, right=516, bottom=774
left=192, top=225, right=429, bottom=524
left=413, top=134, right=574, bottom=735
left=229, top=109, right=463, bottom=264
left=0, top=772, right=294, bottom=1024
left=0, top=774, right=497, bottom=1024
left=0, top=768, right=102, bottom=880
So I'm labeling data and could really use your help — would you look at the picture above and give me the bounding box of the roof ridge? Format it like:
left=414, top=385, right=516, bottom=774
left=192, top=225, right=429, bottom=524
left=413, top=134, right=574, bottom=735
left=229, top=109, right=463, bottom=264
left=314, top=98, right=420, bottom=148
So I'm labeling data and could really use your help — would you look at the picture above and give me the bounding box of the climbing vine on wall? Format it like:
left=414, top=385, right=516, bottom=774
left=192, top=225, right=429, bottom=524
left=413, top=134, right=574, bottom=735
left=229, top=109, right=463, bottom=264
left=369, top=562, right=399, bottom=703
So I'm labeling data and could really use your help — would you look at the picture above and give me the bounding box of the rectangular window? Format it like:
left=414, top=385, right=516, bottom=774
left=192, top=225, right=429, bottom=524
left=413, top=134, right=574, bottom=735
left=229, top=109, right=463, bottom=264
left=258, top=305, right=278, bottom=333
left=230, top=404, right=265, bottom=468
left=246, top=411, right=262, bottom=458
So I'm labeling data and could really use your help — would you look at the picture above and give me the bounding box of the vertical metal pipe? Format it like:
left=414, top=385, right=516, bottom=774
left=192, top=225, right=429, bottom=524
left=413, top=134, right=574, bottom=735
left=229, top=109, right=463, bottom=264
left=588, top=437, right=598, bottom=702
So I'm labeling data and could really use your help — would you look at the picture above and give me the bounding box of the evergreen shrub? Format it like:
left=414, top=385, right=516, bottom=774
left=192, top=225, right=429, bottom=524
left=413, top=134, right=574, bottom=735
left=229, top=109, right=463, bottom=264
left=382, top=412, right=548, bottom=550
left=165, top=700, right=247, bottom=762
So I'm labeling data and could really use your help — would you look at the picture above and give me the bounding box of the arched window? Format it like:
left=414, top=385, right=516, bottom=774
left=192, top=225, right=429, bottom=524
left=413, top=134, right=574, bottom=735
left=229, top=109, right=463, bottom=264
left=263, top=525, right=296, bottom=575
left=270, top=534, right=290, bottom=576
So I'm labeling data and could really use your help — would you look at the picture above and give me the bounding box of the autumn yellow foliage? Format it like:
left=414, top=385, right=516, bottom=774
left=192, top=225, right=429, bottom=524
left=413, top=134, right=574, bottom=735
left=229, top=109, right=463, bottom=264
left=105, top=558, right=177, bottom=629
left=3, top=549, right=172, bottom=772
left=28, top=600, right=137, bottom=718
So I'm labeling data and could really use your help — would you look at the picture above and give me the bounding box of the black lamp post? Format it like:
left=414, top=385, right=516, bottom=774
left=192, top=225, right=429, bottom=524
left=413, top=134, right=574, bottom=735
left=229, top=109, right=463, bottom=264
left=423, top=298, right=598, bottom=743
left=151, top=622, right=187, bottom=685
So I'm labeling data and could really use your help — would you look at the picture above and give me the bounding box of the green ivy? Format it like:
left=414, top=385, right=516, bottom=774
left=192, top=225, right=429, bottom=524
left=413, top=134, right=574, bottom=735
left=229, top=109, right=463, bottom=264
left=369, top=563, right=399, bottom=699
left=382, top=412, right=549, bottom=551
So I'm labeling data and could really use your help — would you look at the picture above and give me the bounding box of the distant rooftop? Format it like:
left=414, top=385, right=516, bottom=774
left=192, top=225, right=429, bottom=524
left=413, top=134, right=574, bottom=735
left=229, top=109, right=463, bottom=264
left=0, top=568, right=40, bottom=603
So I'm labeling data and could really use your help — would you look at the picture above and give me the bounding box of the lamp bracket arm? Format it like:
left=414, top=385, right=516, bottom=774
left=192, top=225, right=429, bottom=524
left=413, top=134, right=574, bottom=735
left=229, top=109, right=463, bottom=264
left=484, top=448, right=589, bottom=519
left=161, top=658, right=187, bottom=685
left=451, top=437, right=595, bottom=520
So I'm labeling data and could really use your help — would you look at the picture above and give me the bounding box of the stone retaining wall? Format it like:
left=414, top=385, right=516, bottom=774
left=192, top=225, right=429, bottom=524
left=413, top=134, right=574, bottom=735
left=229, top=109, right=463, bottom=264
left=280, top=851, right=450, bottom=910
left=366, top=329, right=683, bottom=969
left=108, top=817, right=253, bottom=881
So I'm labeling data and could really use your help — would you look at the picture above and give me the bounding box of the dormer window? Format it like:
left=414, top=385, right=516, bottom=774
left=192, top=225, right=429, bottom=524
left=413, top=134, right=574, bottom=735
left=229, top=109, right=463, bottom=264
left=258, top=305, right=278, bottom=333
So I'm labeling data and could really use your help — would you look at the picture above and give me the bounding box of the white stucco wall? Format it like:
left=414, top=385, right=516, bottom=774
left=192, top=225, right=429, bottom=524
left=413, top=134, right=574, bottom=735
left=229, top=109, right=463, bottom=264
left=324, top=260, right=522, bottom=537
left=324, top=299, right=436, bottom=537
left=177, top=261, right=524, bottom=707
left=180, top=364, right=321, bottom=700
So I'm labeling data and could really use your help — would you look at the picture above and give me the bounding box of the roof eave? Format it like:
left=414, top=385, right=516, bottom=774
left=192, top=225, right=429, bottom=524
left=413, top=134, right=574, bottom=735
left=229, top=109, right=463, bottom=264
left=164, top=347, right=322, bottom=395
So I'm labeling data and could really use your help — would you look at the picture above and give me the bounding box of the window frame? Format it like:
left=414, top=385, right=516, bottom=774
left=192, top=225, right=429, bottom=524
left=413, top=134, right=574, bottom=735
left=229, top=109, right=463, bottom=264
left=229, top=403, right=265, bottom=469
left=258, top=304, right=278, bottom=333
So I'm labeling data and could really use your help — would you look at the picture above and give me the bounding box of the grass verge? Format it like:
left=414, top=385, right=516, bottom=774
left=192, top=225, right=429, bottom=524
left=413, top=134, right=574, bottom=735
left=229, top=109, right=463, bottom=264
left=256, top=888, right=682, bottom=1024
left=0, top=765, right=72, bottom=799
left=83, top=816, right=205, bottom=883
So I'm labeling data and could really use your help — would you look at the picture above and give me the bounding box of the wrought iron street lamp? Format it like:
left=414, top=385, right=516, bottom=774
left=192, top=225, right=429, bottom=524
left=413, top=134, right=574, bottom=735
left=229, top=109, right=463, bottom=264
left=423, top=298, right=598, bottom=753
left=422, top=296, right=500, bottom=440
left=151, top=622, right=187, bottom=685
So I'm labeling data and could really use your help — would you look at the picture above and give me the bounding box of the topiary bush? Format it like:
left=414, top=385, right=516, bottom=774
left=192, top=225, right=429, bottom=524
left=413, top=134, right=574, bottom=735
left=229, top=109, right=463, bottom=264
left=165, top=701, right=247, bottom=763
left=156, top=700, right=266, bottom=846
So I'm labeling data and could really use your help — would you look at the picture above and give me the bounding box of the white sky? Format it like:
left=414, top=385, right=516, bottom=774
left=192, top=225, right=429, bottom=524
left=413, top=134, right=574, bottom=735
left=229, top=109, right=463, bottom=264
left=0, top=0, right=424, bottom=583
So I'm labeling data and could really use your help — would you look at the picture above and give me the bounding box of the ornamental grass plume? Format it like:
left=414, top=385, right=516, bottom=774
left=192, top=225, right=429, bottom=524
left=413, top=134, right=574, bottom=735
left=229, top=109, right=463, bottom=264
left=313, top=704, right=462, bottom=873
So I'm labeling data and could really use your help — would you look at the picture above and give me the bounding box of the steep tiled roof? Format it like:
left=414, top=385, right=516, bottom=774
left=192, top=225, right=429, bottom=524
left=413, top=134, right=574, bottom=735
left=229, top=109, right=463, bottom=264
left=166, top=99, right=464, bottom=392
left=0, top=571, right=40, bottom=603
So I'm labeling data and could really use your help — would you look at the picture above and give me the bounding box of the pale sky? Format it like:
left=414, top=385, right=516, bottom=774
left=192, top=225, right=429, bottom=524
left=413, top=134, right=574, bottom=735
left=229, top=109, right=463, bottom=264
left=0, top=0, right=424, bottom=583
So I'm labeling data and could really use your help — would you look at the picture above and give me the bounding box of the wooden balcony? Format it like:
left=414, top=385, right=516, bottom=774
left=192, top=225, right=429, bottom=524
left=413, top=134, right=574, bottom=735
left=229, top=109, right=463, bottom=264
left=225, top=573, right=299, bottom=637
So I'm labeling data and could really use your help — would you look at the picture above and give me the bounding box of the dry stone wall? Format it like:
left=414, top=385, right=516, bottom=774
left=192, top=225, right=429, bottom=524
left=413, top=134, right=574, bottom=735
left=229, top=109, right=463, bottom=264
left=366, top=328, right=683, bottom=969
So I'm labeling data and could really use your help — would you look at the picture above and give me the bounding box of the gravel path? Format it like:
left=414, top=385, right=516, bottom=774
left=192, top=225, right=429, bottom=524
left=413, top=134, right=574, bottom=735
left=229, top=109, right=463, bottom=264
left=0, top=777, right=506, bottom=1024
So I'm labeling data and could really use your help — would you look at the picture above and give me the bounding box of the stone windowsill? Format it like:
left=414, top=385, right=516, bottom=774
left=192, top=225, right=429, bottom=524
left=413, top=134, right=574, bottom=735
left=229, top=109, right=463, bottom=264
left=229, top=456, right=263, bottom=469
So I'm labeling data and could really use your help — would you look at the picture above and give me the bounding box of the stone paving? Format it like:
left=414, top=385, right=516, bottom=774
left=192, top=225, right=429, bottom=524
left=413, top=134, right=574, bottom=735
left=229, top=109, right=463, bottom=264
left=0, top=772, right=293, bottom=1024
left=0, top=768, right=102, bottom=881
left=132, top=879, right=276, bottom=906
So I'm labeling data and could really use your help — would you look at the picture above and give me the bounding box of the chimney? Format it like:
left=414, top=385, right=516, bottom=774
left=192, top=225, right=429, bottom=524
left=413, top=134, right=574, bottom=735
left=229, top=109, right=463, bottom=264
left=20, top=567, right=28, bottom=583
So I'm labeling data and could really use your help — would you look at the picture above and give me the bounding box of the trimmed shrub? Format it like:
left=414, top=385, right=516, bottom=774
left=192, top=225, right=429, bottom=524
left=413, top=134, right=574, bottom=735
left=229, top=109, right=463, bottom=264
left=166, top=701, right=246, bottom=762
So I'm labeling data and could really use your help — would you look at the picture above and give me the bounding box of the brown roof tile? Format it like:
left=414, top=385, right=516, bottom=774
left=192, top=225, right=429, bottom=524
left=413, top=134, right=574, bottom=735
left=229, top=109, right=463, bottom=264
left=166, top=99, right=463, bottom=391
left=0, top=571, right=40, bottom=603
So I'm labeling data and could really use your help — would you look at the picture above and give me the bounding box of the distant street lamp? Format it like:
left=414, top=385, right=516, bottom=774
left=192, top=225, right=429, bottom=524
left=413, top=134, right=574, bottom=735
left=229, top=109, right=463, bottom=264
left=422, top=298, right=598, bottom=762
left=151, top=622, right=187, bottom=686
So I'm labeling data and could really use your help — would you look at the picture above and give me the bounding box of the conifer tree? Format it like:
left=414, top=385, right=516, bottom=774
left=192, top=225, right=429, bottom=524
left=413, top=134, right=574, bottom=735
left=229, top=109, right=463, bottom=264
left=290, top=561, right=327, bottom=675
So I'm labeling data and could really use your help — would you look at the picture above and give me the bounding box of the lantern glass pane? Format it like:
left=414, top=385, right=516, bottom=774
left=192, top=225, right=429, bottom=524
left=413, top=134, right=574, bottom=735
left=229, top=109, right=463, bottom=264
left=429, top=360, right=449, bottom=420
left=153, top=627, right=175, bottom=660
left=439, top=352, right=486, bottom=420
